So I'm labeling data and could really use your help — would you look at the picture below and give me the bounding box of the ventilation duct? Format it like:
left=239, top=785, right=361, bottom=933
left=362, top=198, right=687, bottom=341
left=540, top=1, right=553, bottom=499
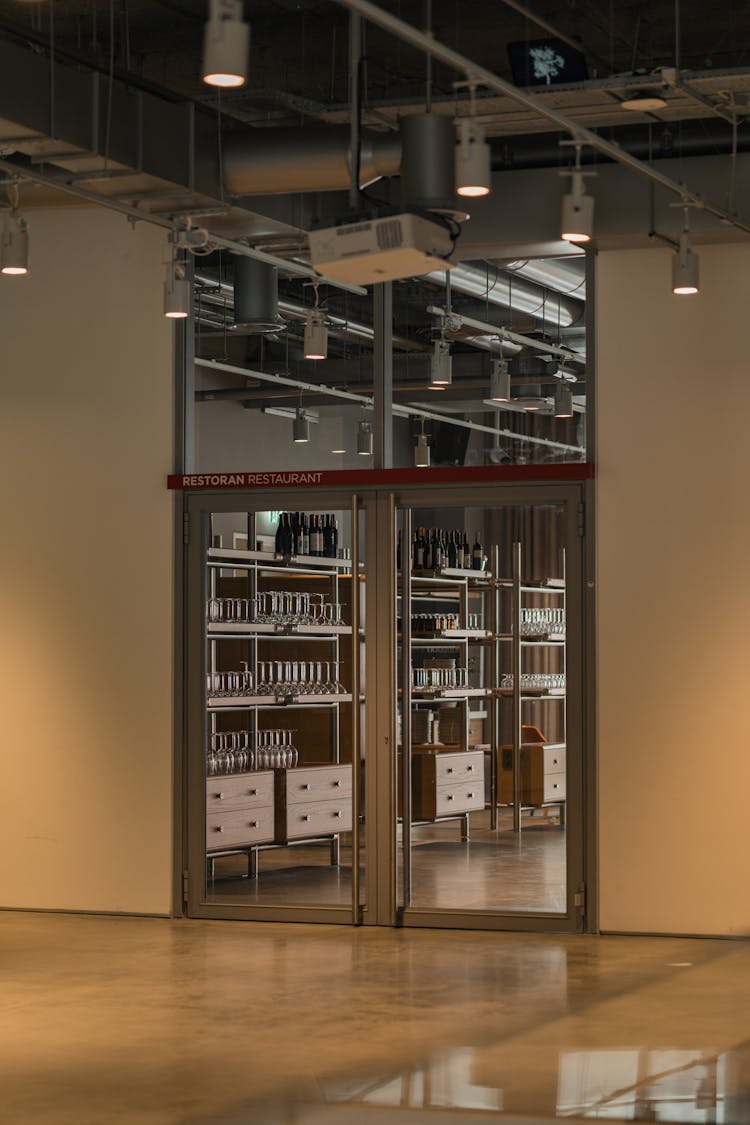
left=233, top=256, right=283, bottom=332
left=400, top=113, right=456, bottom=213
left=223, top=126, right=401, bottom=196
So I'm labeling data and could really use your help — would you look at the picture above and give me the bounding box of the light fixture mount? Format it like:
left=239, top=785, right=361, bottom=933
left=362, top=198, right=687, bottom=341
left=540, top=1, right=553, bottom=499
left=1, top=207, right=29, bottom=276
left=560, top=140, right=595, bottom=244
left=201, top=0, right=250, bottom=88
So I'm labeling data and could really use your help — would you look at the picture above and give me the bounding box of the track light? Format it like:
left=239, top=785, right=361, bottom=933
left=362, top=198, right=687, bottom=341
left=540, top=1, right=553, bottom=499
left=489, top=357, right=511, bottom=402
left=561, top=142, right=594, bottom=244
left=414, top=427, right=430, bottom=468
left=554, top=382, right=574, bottom=418
left=455, top=118, right=491, bottom=198
left=1, top=210, right=29, bottom=275
left=430, top=338, right=452, bottom=387
left=357, top=420, right=373, bottom=456
left=303, top=308, right=328, bottom=360
left=672, top=213, right=699, bottom=295
left=163, top=257, right=190, bottom=318
left=201, top=0, right=250, bottom=88
left=293, top=408, right=310, bottom=443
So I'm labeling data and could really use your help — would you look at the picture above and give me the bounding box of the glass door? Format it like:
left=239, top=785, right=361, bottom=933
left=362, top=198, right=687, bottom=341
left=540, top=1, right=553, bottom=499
left=393, top=485, right=584, bottom=930
left=185, top=491, right=367, bottom=924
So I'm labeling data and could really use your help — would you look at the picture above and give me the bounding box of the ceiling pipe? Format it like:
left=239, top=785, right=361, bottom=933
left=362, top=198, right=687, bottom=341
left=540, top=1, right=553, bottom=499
left=194, top=272, right=425, bottom=351
left=195, top=357, right=584, bottom=454
left=427, top=305, right=586, bottom=366
left=330, top=0, right=750, bottom=238
left=223, top=125, right=401, bottom=196
left=501, top=258, right=586, bottom=299
left=425, top=262, right=584, bottom=327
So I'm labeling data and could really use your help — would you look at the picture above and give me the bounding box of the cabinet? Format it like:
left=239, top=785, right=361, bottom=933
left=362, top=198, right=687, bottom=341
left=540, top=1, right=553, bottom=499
left=398, top=562, right=493, bottom=829
left=203, top=518, right=361, bottom=878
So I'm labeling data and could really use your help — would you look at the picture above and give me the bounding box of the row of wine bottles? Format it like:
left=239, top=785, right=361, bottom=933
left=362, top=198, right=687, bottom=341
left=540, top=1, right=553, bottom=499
left=274, top=511, right=340, bottom=558
left=397, top=527, right=488, bottom=572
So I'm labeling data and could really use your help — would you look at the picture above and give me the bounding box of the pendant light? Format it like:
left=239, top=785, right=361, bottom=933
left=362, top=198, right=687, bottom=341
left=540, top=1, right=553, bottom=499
left=201, top=0, right=250, bottom=89
left=430, top=337, right=452, bottom=387
left=561, top=141, right=594, bottom=244
left=163, top=255, right=190, bottom=318
left=455, top=118, right=491, bottom=198
left=1, top=210, right=29, bottom=275
left=303, top=307, right=328, bottom=360
left=357, top=420, right=373, bottom=456
left=489, top=357, right=511, bottom=402
left=414, top=423, right=430, bottom=467
left=672, top=206, right=699, bottom=295
left=293, top=408, right=310, bottom=443
left=554, top=382, right=574, bottom=418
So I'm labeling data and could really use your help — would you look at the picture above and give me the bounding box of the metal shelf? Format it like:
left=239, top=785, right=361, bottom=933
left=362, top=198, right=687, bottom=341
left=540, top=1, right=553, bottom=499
left=207, top=622, right=352, bottom=637
left=411, top=687, right=491, bottom=700
left=208, top=692, right=353, bottom=710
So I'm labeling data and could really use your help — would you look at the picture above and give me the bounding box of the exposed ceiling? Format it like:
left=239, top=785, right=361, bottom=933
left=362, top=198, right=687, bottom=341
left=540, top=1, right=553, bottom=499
left=0, top=0, right=744, bottom=462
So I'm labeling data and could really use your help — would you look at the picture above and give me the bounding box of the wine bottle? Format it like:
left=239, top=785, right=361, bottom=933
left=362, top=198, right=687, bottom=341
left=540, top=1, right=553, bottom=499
left=330, top=514, right=339, bottom=557
left=462, top=531, right=471, bottom=569
left=275, top=513, right=284, bottom=555
left=396, top=528, right=402, bottom=570
left=447, top=530, right=457, bottom=568
left=472, top=530, right=483, bottom=570
left=314, top=514, right=323, bottom=557
left=424, top=529, right=433, bottom=571
left=414, top=527, right=425, bottom=570
left=322, top=514, right=332, bottom=558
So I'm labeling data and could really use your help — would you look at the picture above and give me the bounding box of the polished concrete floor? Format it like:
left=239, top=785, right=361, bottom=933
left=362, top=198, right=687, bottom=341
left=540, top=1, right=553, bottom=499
left=2, top=911, right=749, bottom=1124
left=207, top=808, right=566, bottom=913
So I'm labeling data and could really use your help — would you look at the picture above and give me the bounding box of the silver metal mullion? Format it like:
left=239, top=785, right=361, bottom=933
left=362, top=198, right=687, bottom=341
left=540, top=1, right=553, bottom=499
left=512, top=541, right=522, bottom=833
left=350, top=495, right=361, bottom=925
left=400, top=506, right=413, bottom=914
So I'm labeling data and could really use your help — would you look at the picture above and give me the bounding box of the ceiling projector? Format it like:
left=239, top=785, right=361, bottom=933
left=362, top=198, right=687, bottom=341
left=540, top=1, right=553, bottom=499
left=308, top=212, right=456, bottom=285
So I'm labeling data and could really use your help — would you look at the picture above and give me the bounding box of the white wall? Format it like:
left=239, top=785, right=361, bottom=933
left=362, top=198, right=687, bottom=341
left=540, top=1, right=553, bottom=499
left=597, top=243, right=750, bottom=935
left=0, top=208, right=174, bottom=915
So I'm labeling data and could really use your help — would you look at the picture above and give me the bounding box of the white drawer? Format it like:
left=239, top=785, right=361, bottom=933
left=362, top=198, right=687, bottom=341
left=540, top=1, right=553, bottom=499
left=285, top=798, right=353, bottom=840
left=435, top=751, right=484, bottom=785
left=206, top=771, right=274, bottom=813
left=285, top=765, right=352, bottom=804
left=543, top=772, right=566, bottom=803
left=206, top=805, right=275, bottom=850
left=435, top=783, right=484, bottom=817
left=543, top=746, right=566, bottom=775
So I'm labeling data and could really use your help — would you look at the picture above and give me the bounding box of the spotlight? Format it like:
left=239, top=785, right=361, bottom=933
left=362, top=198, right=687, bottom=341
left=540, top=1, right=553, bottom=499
left=201, top=0, right=250, bottom=89
left=561, top=142, right=594, bottom=243
left=293, top=408, right=310, bottom=443
left=357, top=420, right=373, bottom=457
left=163, top=258, right=190, bottom=318
left=554, top=382, right=574, bottom=418
left=430, top=338, right=452, bottom=387
left=455, top=118, right=491, bottom=198
left=1, top=210, right=29, bottom=275
left=303, top=308, right=328, bottom=360
left=414, top=428, right=430, bottom=468
left=672, top=232, right=699, bottom=295
left=489, top=357, right=511, bottom=402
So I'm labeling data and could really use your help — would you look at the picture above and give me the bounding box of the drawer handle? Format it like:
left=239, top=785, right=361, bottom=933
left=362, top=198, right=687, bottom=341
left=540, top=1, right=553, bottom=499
left=249, top=820, right=258, bottom=829
left=214, top=826, right=224, bottom=833
left=552, top=783, right=558, bottom=790
left=467, top=765, right=475, bottom=772
left=333, top=780, right=341, bottom=788
left=552, top=760, right=558, bottom=767
left=301, top=783, right=311, bottom=791
left=446, top=767, right=454, bottom=774
left=302, top=814, right=310, bottom=822
left=467, top=792, right=475, bottom=799
left=446, top=794, right=454, bottom=801
left=216, top=793, right=224, bottom=800
left=249, top=789, right=257, bottom=796
left=333, top=810, right=342, bottom=818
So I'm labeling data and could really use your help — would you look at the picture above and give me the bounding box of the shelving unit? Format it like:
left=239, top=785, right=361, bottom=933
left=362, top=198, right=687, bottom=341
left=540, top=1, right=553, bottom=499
left=398, top=549, right=494, bottom=839
left=494, top=543, right=567, bottom=832
left=204, top=515, right=361, bottom=882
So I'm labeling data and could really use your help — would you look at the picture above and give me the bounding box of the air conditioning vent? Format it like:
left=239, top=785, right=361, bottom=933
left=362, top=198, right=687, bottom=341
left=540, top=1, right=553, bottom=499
left=376, top=219, right=404, bottom=251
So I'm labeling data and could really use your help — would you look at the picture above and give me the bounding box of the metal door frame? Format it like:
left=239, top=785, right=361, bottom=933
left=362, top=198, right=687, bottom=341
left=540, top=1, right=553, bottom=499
left=180, top=478, right=592, bottom=932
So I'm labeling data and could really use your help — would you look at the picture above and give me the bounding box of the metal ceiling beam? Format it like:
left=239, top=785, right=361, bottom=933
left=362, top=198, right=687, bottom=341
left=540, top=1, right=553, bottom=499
left=330, top=0, right=750, bottom=237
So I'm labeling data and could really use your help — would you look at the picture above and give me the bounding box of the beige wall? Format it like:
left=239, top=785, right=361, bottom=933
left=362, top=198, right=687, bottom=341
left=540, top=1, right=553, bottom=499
left=0, top=208, right=174, bottom=915
left=596, top=244, right=750, bottom=935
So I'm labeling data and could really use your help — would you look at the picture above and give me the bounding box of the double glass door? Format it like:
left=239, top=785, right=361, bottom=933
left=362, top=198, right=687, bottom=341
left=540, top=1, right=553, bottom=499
left=184, top=483, right=586, bottom=930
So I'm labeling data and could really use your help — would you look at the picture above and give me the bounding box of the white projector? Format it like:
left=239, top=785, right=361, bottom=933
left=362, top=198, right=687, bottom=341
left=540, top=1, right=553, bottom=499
left=308, top=212, right=456, bottom=285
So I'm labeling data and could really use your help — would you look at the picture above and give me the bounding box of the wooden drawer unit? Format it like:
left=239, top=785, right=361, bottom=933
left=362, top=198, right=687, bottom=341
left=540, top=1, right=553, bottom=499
left=206, top=805, right=275, bottom=850
left=275, top=763, right=353, bottom=842
left=412, top=750, right=485, bottom=820
left=499, top=743, right=567, bottom=807
left=206, top=772, right=275, bottom=814
left=205, top=770, right=275, bottom=852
